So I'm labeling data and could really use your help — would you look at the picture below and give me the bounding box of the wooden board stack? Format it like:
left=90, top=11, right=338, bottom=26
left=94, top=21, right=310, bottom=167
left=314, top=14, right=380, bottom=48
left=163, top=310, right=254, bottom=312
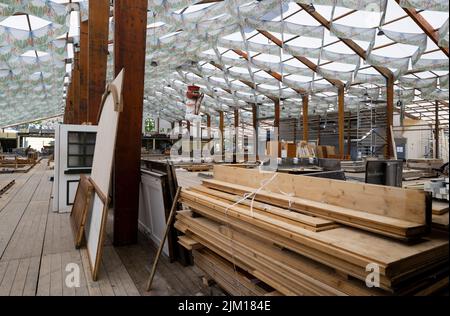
left=175, top=166, right=449, bottom=296
left=406, top=159, right=444, bottom=170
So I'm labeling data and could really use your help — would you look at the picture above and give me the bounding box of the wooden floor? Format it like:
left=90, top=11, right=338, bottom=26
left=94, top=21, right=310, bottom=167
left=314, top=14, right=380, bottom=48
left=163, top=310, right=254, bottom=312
left=0, top=161, right=215, bottom=296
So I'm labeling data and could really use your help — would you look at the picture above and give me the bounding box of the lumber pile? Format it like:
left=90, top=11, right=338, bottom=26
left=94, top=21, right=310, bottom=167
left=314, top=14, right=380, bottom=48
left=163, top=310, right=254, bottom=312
left=296, top=141, right=316, bottom=158
left=424, top=178, right=449, bottom=201
left=406, top=159, right=443, bottom=171
left=175, top=166, right=448, bottom=296
left=193, top=248, right=279, bottom=296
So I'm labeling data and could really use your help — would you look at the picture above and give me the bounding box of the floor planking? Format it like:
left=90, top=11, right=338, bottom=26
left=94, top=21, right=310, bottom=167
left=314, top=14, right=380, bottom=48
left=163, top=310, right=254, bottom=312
left=0, top=161, right=217, bottom=296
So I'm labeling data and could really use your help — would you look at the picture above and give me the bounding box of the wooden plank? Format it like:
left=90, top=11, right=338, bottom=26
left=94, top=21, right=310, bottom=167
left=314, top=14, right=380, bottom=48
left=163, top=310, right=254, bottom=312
left=186, top=186, right=337, bottom=231
left=0, top=260, right=19, bottom=295
left=433, top=201, right=449, bottom=215
left=201, top=179, right=427, bottom=239
left=22, top=256, right=40, bottom=296
left=113, top=0, right=148, bottom=246
left=49, top=253, right=63, bottom=296
left=10, top=258, right=30, bottom=296
left=178, top=235, right=203, bottom=251
left=36, top=254, right=51, bottom=296
left=212, top=165, right=429, bottom=226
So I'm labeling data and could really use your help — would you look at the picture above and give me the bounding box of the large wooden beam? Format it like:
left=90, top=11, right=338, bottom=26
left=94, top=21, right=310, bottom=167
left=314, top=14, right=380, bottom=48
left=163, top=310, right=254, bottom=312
left=258, top=30, right=344, bottom=88
left=234, top=108, right=239, bottom=163
left=79, top=20, right=89, bottom=124
left=395, top=1, right=448, bottom=56
left=338, top=86, right=345, bottom=159
left=206, top=113, right=211, bottom=139
left=386, top=75, right=395, bottom=159
left=302, top=95, right=309, bottom=141
left=113, top=0, right=148, bottom=246
left=88, top=0, right=110, bottom=124
left=298, top=2, right=392, bottom=79
left=219, top=111, right=225, bottom=161
left=435, top=100, right=440, bottom=159
left=252, top=104, right=258, bottom=160
left=232, top=49, right=308, bottom=95
left=274, top=100, right=281, bottom=157
left=72, top=51, right=81, bottom=124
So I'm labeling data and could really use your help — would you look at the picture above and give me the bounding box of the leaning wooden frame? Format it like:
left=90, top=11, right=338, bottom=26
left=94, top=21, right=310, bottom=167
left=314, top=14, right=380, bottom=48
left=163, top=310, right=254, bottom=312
left=72, top=69, right=124, bottom=282
left=69, top=174, right=94, bottom=248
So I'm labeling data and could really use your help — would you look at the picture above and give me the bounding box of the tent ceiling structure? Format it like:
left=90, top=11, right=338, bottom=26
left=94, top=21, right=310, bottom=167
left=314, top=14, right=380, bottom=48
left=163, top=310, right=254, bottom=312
left=0, top=0, right=448, bottom=128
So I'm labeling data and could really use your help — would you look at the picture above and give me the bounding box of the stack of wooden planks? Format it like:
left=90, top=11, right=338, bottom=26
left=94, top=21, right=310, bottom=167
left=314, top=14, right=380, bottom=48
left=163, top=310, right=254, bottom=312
left=432, top=201, right=449, bottom=233
left=406, top=159, right=444, bottom=171
left=175, top=165, right=449, bottom=296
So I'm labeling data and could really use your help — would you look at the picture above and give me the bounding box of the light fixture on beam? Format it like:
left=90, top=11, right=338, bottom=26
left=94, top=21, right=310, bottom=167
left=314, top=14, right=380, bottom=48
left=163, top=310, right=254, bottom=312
left=306, top=3, right=316, bottom=13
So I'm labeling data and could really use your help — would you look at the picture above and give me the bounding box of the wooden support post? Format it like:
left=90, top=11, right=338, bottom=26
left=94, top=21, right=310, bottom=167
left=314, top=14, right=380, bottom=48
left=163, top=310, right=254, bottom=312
left=79, top=20, right=89, bottom=124
left=88, top=0, right=110, bottom=124
left=302, top=95, right=309, bottom=141
left=338, top=86, right=345, bottom=160
left=435, top=100, right=439, bottom=159
left=219, top=111, right=224, bottom=161
left=347, top=112, right=351, bottom=157
left=186, top=120, right=191, bottom=133
left=113, top=0, right=148, bottom=246
left=234, top=108, right=239, bottom=163
left=386, top=75, right=394, bottom=159
left=72, top=51, right=81, bottom=125
left=206, top=114, right=211, bottom=139
left=64, top=83, right=73, bottom=124
left=156, top=117, right=160, bottom=134
left=274, top=100, right=281, bottom=157
left=252, top=104, right=259, bottom=160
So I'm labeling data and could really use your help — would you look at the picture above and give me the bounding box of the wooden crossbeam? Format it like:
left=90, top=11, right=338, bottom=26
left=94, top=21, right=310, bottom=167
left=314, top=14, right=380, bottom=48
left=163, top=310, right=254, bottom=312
left=258, top=30, right=344, bottom=88
left=395, top=1, right=449, bottom=56
left=297, top=2, right=392, bottom=80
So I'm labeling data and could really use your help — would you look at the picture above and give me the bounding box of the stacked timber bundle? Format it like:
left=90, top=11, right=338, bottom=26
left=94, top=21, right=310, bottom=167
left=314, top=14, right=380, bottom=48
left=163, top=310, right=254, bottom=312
left=175, top=166, right=449, bottom=296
